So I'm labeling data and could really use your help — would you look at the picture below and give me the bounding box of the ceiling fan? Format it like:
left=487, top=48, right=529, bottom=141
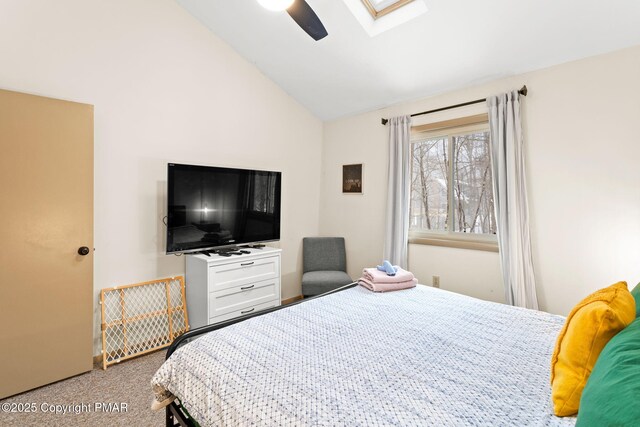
left=257, top=0, right=328, bottom=41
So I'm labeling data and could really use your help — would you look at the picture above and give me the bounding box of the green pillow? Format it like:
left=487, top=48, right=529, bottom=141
left=576, top=317, right=640, bottom=426
left=631, top=283, right=640, bottom=317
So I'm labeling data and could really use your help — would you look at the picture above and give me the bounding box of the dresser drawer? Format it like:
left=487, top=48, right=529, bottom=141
left=208, top=255, right=279, bottom=292
left=209, top=300, right=279, bottom=324
left=208, top=278, right=279, bottom=318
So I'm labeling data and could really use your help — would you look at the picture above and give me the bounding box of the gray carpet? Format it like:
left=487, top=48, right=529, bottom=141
left=0, top=350, right=165, bottom=426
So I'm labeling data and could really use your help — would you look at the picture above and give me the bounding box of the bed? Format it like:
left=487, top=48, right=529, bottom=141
left=152, top=283, right=576, bottom=427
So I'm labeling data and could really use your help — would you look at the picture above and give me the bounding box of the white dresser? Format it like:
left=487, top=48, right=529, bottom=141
left=185, top=247, right=282, bottom=328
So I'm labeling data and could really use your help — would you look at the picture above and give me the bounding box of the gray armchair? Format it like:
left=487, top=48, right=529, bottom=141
left=302, top=237, right=353, bottom=297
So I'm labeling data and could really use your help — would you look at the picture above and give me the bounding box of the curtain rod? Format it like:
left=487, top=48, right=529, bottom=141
left=380, top=85, right=528, bottom=125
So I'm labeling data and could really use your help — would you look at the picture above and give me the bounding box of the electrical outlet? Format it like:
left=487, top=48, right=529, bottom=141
left=432, top=275, right=440, bottom=288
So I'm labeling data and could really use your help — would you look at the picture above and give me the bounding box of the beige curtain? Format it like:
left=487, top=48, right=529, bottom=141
left=487, top=91, right=539, bottom=310
left=383, top=115, right=412, bottom=268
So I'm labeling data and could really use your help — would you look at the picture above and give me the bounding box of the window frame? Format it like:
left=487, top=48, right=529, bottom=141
left=409, top=119, right=498, bottom=252
left=360, top=0, right=416, bottom=19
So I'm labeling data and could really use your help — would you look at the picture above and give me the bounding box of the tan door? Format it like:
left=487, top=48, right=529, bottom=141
left=0, top=89, right=93, bottom=399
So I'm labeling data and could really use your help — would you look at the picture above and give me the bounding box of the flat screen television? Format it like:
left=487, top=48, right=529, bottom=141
left=166, top=163, right=281, bottom=254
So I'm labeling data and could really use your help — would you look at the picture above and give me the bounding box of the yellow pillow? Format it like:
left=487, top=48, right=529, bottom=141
left=550, top=281, right=635, bottom=417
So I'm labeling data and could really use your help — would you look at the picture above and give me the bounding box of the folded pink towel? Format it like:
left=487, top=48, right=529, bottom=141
left=358, top=277, right=418, bottom=293
left=362, top=267, right=415, bottom=283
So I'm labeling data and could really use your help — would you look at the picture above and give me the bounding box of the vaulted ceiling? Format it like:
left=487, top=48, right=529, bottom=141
left=177, top=0, right=640, bottom=120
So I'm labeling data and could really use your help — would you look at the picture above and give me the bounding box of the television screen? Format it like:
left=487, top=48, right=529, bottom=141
left=166, top=163, right=281, bottom=254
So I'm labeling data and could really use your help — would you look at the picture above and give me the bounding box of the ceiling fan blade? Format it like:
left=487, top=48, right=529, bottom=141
left=286, top=0, right=328, bottom=41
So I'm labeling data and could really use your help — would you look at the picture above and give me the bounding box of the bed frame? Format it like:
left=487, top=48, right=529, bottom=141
left=164, top=282, right=358, bottom=427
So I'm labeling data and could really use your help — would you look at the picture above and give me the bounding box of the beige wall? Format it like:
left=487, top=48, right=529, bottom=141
left=0, top=0, right=323, bottom=355
left=1, top=0, right=639, bottom=358
left=321, top=45, right=640, bottom=316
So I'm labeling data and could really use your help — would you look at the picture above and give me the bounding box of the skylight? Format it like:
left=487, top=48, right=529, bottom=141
left=342, top=0, right=428, bottom=37
left=361, top=0, right=416, bottom=19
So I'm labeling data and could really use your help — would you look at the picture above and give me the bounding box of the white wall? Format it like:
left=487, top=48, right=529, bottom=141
left=0, top=0, right=323, bottom=354
left=321, top=45, right=640, bottom=316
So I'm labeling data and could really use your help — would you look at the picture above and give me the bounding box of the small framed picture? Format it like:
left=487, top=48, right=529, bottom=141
left=342, top=164, right=363, bottom=194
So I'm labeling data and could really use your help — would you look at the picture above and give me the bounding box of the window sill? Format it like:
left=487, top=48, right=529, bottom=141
left=409, top=235, right=499, bottom=253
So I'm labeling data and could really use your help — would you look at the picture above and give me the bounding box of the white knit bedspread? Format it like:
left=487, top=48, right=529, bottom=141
left=152, top=285, right=576, bottom=426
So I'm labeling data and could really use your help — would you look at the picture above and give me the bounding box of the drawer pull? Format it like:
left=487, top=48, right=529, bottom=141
left=240, top=285, right=255, bottom=291
left=241, top=307, right=255, bottom=314
left=241, top=261, right=255, bottom=266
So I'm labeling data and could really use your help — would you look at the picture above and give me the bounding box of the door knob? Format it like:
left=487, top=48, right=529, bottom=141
left=78, top=246, right=90, bottom=256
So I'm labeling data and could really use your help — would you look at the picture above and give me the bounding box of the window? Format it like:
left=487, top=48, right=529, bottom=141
left=409, top=120, right=497, bottom=251
left=360, top=0, right=416, bottom=19
left=343, top=0, right=428, bottom=37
